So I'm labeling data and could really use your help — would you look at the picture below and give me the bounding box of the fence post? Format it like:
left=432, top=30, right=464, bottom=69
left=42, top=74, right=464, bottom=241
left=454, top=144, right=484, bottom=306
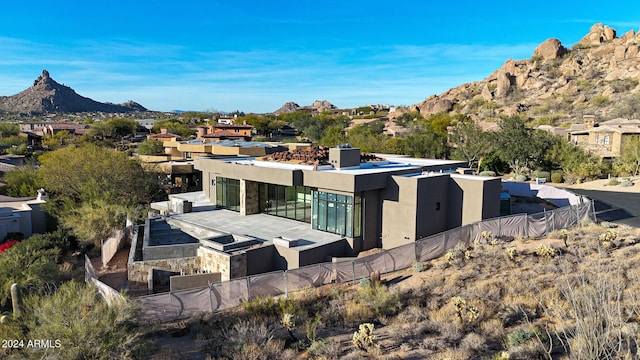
left=208, top=281, right=215, bottom=312
left=352, top=261, right=356, bottom=284
left=469, top=223, right=474, bottom=244
left=383, top=250, right=388, bottom=273
left=283, top=271, right=288, bottom=298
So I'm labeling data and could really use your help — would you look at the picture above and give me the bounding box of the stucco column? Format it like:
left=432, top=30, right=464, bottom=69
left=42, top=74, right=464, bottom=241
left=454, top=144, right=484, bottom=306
left=240, top=180, right=259, bottom=216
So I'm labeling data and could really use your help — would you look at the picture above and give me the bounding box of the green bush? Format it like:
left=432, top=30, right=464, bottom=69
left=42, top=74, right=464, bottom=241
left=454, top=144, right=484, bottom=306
left=608, top=178, right=620, bottom=186
left=478, top=171, right=496, bottom=177
left=0, top=235, right=62, bottom=307
left=531, top=171, right=550, bottom=182
left=5, top=281, right=151, bottom=359
left=515, top=174, right=527, bottom=182
left=358, top=277, right=372, bottom=288
left=551, top=172, right=564, bottom=183
left=620, top=180, right=634, bottom=187
left=507, top=328, right=536, bottom=347
left=412, top=261, right=426, bottom=273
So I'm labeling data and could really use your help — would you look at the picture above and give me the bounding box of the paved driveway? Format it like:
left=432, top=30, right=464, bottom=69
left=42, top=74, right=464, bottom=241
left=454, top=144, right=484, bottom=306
left=559, top=178, right=640, bottom=228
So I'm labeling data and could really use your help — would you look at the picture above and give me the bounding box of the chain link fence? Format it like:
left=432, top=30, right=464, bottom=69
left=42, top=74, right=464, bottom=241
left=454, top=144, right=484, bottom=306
left=130, top=200, right=594, bottom=323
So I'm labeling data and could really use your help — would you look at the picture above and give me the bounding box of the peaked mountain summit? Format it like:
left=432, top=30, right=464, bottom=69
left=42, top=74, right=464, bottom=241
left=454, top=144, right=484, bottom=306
left=0, top=70, right=147, bottom=115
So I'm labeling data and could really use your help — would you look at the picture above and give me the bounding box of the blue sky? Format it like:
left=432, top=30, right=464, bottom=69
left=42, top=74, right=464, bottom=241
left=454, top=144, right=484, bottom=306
left=1, top=1, right=640, bottom=113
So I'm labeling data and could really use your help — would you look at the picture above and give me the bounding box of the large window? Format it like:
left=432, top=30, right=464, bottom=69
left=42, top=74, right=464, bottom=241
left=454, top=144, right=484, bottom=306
left=259, top=184, right=312, bottom=223
left=215, top=177, right=240, bottom=212
left=312, top=191, right=362, bottom=237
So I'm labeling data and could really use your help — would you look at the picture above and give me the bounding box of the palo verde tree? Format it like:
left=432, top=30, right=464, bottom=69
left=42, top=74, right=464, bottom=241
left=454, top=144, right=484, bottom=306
left=616, top=135, right=640, bottom=176
left=136, top=138, right=165, bottom=155
left=36, top=143, right=161, bottom=246
left=493, top=115, right=552, bottom=175
left=449, top=117, right=493, bottom=171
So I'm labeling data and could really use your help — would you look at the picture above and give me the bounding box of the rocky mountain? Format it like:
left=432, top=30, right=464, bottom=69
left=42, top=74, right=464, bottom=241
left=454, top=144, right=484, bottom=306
left=0, top=70, right=147, bottom=115
left=399, top=23, right=640, bottom=125
left=273, top=99, right=337, bottom=115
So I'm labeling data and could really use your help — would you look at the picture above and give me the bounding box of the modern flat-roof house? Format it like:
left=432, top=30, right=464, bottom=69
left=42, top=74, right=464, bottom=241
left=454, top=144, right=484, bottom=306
left=194, top=145, right=500, bottom=252
left=132, top=146, right=500, bottom=291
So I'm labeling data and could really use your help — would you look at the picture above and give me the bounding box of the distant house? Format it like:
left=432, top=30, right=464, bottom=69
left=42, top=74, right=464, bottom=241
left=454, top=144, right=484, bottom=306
left=569, top=117, right=640, bottom=158
left=135, top=118, right=156, bottom=130
left=0, top=189, right=48, bottom=239
left=195, top=124, right=254, bottom=141
left=22, top=122, right=89, bottom=137
left=147, top=127, right=181, bottom=143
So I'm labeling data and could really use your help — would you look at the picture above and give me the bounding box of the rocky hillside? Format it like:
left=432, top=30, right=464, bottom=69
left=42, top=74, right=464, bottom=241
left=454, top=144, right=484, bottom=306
left=0, top=70, right=147, bottom=115
left=401, top=23, right=640, bottom=125
left=273, top=99, right=337, bottom=115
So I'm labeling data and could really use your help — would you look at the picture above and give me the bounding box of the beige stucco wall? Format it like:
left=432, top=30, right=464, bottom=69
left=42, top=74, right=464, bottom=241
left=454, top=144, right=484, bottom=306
left=381, top=174, right=450, bottom=249
left=448, top=175, right=500, bottom=226
left=196, top=158, right=302, bottom=187
left=274, top=239, right=349, bottom=269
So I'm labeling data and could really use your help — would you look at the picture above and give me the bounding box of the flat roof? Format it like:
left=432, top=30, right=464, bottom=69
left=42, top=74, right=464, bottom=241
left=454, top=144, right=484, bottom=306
left=217, top=156, right=465, bottom=175
left=168, top=209, right=344, bottom=252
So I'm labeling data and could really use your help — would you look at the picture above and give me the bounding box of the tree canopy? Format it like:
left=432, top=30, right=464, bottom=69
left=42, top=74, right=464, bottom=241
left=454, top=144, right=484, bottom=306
left=137, top=138, right=165, bottom=156
left=37, top=143, right=158, bottom=205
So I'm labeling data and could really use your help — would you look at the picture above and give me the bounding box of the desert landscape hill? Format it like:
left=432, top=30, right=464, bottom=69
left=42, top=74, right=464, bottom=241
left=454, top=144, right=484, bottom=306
left=0, top=69, right=147, bottom=115
left=394, top=23, right=640, bottom=125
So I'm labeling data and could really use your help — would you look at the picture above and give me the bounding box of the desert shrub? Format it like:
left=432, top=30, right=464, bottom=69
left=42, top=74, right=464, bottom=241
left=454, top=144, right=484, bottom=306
left=551, top=172, right=564, bottom=183
left=6, top=281, right=151, bottom=359
left=620, top=179, right=633, bottom=187
left=358, top=277, right=371, bottom=288
left=507, top=328, right=537, bottom=347
left=531, top=170, right=550, bottom=182
left=444, top=243, right=470, bottom=265
left=505, top=247, right=518, bottom=261
left=608, top=178, right=620, bottom=186
left=308, top=339, right=340, bottom=359
left=478, top=170, right=496, bottom=177
left=352, top=323, right=378, bottom=352
left=536, top=244, right=556, bottom=258
left=242, top=296, right=296, bottom=320
left=459, top=332, right=488, bottom=354
left=0, top=235, right=62, bottom=307
left=550, top=257, right=636, bottom=359
left=600, top=221, right=617, bottom=229
left=609, top=78, right=638, bottom=93
left=357, top=283, right=401, bottom=318
left=412, top=261, right=426, bottom=272
left=515, top=174, right=527, bottom=182
left=590, top=94, right=611, bottom=107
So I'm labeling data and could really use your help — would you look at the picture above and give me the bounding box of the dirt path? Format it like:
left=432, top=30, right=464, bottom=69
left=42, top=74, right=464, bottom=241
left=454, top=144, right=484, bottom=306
left=94, top=245, right=130, bottom=291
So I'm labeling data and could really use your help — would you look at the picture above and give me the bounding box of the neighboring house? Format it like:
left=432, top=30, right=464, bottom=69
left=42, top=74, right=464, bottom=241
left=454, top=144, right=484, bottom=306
left=147, top=127, right=181, bottom=143
left=21, top=122, right=89, bottom=137
left=0, top=189, right=48, bottom=239
left=195, top=124, right=254, bottom=141
left=138, top=140, right=297, bottom=194
left=135, top=118, right=156, bottom=130
left=133, top=146, right=500, bottom=290
left=569, top=117, right=640, bottom=159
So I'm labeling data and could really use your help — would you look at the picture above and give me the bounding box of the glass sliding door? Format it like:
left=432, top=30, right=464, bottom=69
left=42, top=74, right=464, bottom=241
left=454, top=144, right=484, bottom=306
left=312, top=191, right=362, bottom=237
left=215, top=177, right=240, bottom=212
left=259, top=183, right=313, bottom=223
